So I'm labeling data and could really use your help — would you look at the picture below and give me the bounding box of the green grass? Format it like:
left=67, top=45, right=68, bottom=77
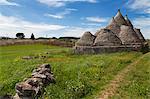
left=112, top=52, right=150, bottom=99
left=0, top=44, right=69, bottom=95
left=0, top=44, right=144, bottom=98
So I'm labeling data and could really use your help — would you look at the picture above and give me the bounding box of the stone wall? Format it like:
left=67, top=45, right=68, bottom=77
left=13, top=63, right=55, bottom=99
left=73, top=45, right=142, bottom=54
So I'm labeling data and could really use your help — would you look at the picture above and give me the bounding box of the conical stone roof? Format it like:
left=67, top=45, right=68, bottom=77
left=94, top=29, right=103, bottom=36
left=94, top=29, right=122, bottom=46
left=119, top=25, right=141, bottom=45
left=106, top=17, right=121, bottom=36
left=125, top=15, right=133, bottom=27
left=134, top=28, right=145, bottom=42
left=75, top=31, right=95, bottom=46
left=108, top=17, right=117, bottom=26
left=114, top=9, right=128, bottom=26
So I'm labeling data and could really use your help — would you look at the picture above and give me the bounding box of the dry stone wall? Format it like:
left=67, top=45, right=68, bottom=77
left=13, top=63, right=55, bottom=99
left=74, top=45, right=142, bottom=54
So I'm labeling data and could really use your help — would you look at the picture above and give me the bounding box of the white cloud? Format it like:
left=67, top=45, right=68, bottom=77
left=144, top=8, right=150, bottom=14
left=45, top=8, right=77, bottom=19
left=81, top=22, right=102, bottom=26
left=36, top=26, right=99, bottom=38
left=0, top=0, right=19, bottom=6
left=0, top=13, right=99, bottom=38
left=133, top=17, right=150, bottom=27
left=37, top=0, right=65, bottom=7
left=126, top=0, right=150, bottom=14
left=45, top=14, right=63, bottom=19
left=58, top=26, right=98, bottom=37
left=126, top=0, right=150, bottom=10
left=37, top=0, right=97, bottom=7
left=85, top=17, right=108, bottom=23
left=133, top=17, right=150, bottom=39
left=0, top=13, right=66, bottom=38
left=126, top=0, right=150, bottom=39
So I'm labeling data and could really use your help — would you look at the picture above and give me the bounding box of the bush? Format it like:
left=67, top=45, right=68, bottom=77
left=16, top=33, right=25, bottom=39
left=30, top=33, right=35, bottom=40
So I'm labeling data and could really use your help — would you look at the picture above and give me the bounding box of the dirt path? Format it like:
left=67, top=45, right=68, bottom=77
left=97, top=54, right=147, bottom=99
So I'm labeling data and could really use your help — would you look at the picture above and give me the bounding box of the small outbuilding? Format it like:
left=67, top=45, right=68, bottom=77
left=94, top=29, right=122, bottom=46
left=106, top=17, right=120, bottom=36
left=75, top=31, right=95, bottom=46
left=119, top=25, right=141, bottom=45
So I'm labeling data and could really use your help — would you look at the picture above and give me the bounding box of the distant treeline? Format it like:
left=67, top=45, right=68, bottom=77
left=0, top=37, right=11, bottom=39
left=0, top=36, right=80, bottom=40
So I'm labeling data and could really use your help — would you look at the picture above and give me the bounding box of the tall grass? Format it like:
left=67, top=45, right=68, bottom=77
left=112, top=52, right=150, bottom=99
left=0, top=44, right=143, bottom=98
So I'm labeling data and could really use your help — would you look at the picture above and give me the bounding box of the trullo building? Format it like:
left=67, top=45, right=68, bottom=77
left=74, top=9, right=148, bottom=54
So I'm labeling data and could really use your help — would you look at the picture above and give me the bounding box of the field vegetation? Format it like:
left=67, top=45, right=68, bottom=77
left=112, top=52, right=150, bottom=98
left=0, top=44, right=149, bottom=99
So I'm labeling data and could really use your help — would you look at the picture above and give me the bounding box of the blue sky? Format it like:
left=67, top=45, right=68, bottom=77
left=0, top=0, right=150, bottom=38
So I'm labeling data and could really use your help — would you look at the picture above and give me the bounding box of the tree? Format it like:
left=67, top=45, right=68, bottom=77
left=16, top=33, right=25, bottom=39
left=52, top=37, right=57, bottom=39
left=31, top=33, right=35, bottom=40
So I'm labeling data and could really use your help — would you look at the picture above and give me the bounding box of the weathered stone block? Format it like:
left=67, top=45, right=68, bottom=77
left=15, top=82, right=36, bottom=97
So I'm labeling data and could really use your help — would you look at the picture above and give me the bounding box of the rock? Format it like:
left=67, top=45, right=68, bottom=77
left=32, top=68, right=41, bottom=73
left=45, top=73, right=56, bottom=84
left=32, top=68, right=51, bottom=76
left=22, top=56, right=33, bottom=60
left=40, top=64, right=51, bottom=69
left=32, top=73, right=47, bottom=85
left=0, top=95, right=13, bottom=99
left=35, top=86, right=43, bottom=96
left=38, top=68, right=51, bottom=74
left=32, top=74, right=46, bottom=79
left=33, top=73, right=55, bottom=85
left=25, top=78, right=42, bottom=87
left=13, top=93, right=32, bottom=99
left=15, top=82, right=36, bottom=97
left=14, top=63, right=55, bottom=98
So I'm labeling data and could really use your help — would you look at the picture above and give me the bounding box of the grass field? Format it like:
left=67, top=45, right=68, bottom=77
left=112, top=52, right=150, bottom=99
left=0, top=44, right=149, bottom=99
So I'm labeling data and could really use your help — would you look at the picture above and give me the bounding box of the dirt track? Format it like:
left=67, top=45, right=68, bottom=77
left=97, top=53, right=147, bottom=99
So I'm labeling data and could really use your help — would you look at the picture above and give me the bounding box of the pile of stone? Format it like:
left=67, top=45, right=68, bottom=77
left=14, top=64, right=55, bottom=99
left=74, top=9, right=149, bottom=54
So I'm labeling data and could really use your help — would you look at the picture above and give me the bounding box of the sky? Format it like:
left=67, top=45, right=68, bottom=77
left=0, top=0, right=150, bottom=38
